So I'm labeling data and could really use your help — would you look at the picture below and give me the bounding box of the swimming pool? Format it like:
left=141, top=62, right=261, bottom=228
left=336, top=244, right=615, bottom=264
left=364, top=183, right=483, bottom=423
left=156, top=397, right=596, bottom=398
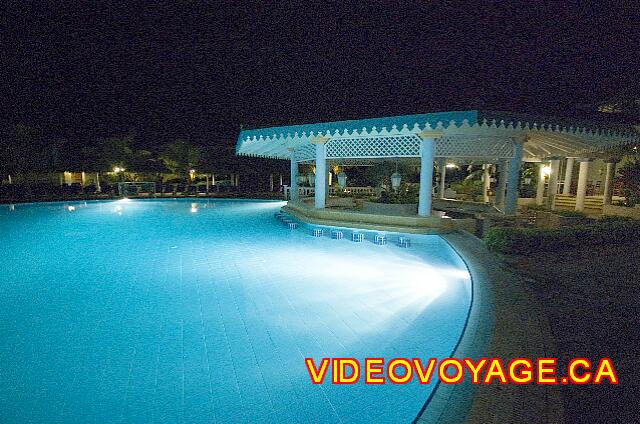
left=0, top=199, right=472, bottom=423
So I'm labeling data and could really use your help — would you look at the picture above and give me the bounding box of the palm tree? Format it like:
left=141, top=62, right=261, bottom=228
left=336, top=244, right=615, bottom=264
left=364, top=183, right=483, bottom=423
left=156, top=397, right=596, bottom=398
left=159, top=139, right=201, bottom=182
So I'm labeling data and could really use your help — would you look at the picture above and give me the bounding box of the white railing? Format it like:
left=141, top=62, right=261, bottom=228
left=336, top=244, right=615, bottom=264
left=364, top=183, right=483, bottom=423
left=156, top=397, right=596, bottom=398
left=283, top=186, right=375, bottom=200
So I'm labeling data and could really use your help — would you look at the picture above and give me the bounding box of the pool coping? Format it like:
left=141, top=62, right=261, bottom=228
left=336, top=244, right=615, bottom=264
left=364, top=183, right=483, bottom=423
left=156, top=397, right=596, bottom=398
left=415, top=231, right=565, bottom=423
left=283, top=201, right=452, bottom=234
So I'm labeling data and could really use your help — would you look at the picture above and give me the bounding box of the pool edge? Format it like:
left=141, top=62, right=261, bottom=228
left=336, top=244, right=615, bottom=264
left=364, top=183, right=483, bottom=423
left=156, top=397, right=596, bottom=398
left=415, top=231, right=565, bottom=424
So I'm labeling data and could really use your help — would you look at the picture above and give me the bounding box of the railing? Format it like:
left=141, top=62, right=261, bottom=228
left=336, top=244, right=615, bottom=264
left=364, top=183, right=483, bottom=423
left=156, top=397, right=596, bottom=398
left=283, top=186, right=375, bottom=200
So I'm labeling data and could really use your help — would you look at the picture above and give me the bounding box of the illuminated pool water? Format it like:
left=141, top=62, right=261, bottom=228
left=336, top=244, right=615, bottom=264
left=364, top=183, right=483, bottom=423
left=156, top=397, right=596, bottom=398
left=0, top=199, right=471, bottom=423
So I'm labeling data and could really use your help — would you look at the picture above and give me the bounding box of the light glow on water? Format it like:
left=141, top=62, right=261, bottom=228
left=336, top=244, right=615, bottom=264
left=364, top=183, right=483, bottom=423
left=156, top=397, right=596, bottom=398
left=0, top=199, right=471, bottom=423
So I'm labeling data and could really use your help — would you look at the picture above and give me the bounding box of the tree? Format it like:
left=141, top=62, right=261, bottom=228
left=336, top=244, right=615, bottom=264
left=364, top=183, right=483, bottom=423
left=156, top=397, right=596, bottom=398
left=159, top=139, right=201, bottom=181
left=80, top=136, right=135, bottom=173
left=618, top=159, right=640, bottom=206
left=0, top=124, right=39, bottom=182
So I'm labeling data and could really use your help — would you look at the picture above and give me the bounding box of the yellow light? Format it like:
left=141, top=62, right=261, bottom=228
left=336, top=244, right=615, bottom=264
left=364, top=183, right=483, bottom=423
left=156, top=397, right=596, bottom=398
left=113, top=166, right=125, bottom=173
left=445, top=163, right=458, bottom=169
left=541, top=165, right=552, bottom=177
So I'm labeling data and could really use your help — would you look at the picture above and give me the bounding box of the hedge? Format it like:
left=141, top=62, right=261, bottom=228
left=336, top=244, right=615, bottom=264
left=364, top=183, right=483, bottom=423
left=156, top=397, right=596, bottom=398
left=484, top=218, right=640, bottom=254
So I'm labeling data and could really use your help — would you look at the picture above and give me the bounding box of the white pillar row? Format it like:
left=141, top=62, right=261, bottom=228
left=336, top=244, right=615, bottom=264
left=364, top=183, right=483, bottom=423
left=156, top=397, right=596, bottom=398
left=546, top=158, right=561, bottom=209
left=288, top=148, right=298, bottom=201
left=504, top=141, right=523, bottom=215
left=314, top=141, right=327, bottom=209
left=575, top=159, right=591, bottom=212
left=438, top=157, right=446, bottom=199
left=495, top=160, right=508, bottom=208
left=483, top=164, right=491, bottom=203
left=418, top=134, right=436, bottom=216
left=535, top=163, right=547, bottom=206
left=563, top=157, right=574, bottom=195
left=603, top=160, right=617, bottom=205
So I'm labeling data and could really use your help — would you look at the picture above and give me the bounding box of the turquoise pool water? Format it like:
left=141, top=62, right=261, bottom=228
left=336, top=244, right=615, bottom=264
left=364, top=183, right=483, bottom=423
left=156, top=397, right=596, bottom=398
left=0, top=199, right=471, bottom=423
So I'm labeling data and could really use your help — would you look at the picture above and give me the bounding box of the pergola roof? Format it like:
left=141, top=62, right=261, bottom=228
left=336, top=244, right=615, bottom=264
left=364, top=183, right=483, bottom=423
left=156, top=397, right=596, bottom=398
left=235, top=110, right=638, bottom=162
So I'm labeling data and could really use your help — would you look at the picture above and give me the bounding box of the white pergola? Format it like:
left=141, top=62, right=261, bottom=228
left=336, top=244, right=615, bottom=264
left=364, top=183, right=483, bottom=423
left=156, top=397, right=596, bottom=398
left=236, top=111, right=637, bottom=215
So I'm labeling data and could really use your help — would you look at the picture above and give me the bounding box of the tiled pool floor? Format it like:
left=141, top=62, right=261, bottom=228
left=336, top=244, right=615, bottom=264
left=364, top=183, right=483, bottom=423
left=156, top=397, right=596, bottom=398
left=0, top=199, right=471, bottom=423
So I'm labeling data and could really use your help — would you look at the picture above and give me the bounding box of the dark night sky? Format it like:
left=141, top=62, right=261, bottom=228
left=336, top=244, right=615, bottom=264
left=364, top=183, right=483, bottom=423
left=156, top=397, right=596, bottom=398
left=1, top=1, right=639, bottom=150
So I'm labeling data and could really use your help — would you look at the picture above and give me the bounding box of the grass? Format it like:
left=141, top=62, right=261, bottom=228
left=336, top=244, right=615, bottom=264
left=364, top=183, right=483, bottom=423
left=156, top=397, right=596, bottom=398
left=503, top=239, right=640, bottom=423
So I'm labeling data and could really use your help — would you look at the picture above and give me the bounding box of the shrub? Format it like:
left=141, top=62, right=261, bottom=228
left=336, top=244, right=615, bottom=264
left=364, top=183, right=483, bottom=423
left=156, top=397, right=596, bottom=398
left=484, top=220, right=640, bottom=254
left=552, top=209, right=585, bottom=218
left=376, top=183, right=418, bottom=204
left=618, top=159, right=640, bottom=206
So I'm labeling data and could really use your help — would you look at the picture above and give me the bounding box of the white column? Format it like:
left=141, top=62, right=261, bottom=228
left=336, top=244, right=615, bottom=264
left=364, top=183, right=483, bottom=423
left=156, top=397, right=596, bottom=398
left=536, top=163, right=547, bottom=206
left=326, top=170, right=331, bottom=197
left=289, top=151, right=298, bottom=201
left=505, top=141, right=523, bottom=214
left=603, top=160, right=617, bottom=205
left=95, top=172, right=101, bottom=192
left=211, top=174, right=215, bottom=186
left=314, top=142, right=327, bottom=209
left=483, top=164, right=491, bottom=203
left=438, top=157, right=446, bottom=199
left=418, top=136, right=435, bottom=216
left=563, top=157, right=574, bottom=195
left=547, top=159, right=560, bottom=209
left=575, top=159, right=590, bottom=212
left=495, top=160, right=508, bottom=208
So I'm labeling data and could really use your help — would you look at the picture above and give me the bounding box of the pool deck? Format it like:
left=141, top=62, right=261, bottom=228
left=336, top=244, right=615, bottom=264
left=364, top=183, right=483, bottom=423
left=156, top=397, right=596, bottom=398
left=417, top=231, right=565, bottom=423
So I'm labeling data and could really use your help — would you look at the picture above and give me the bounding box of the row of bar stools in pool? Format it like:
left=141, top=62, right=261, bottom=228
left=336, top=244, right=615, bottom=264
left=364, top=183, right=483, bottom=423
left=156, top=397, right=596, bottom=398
left=311, top=227, right=410, bottom=247
left=275, top=212, right=298, bottom=229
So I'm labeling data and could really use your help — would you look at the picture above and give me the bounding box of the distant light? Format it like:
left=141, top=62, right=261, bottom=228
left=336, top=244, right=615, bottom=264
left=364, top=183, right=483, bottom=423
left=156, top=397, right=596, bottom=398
left=113, top=166, right=125, bottom=173
left=337, top=171, right=347, bottom=189
left=445, top=163, right=458, bottom=169
left=541, top=165, right=552, bottom=176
